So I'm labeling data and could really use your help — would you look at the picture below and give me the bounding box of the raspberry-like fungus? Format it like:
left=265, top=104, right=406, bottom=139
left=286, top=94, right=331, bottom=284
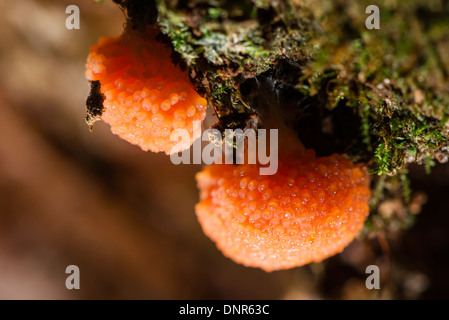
left=195, top=150, right=371, bottom=272
left=85, top=26, right=207, bottom=154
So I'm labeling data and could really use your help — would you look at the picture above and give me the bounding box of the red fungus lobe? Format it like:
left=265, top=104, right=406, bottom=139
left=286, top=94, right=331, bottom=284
left=85, top=26, right=207, bottom=154
left=195, top=150, right=371, bottom=272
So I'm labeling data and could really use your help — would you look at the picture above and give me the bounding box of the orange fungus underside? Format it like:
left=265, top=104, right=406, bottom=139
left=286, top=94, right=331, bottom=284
left=195, top=151, right=371, bottom=272
left=85, top=26, right=207, bottom=154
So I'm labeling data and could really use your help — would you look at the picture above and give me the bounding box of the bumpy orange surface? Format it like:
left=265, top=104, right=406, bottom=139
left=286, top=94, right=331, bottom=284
left=195, top=150, right=371, bottom=271
left=85, top=26, right=207, bottom=154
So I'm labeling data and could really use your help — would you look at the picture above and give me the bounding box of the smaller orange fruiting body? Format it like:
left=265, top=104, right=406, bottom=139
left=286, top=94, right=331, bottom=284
left=85, top=26, right=207, bottom=154
left=195, top=150, right=371, bottom=271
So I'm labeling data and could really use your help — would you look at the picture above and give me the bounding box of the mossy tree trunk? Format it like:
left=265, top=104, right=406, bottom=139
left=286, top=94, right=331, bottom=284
left=103, top=0, right=449, bottom=235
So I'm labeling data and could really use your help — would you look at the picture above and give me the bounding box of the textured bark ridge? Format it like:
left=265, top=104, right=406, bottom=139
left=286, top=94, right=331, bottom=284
left=85, top=80, right=105, bottom=131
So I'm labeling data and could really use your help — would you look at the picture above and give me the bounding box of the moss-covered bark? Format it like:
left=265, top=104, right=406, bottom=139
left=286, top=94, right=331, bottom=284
left=92, top=0, right=449, bottom=235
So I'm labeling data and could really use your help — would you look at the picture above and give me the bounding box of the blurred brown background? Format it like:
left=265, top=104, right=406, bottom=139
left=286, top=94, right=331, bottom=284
left=0, top=0, right=448, bottom=299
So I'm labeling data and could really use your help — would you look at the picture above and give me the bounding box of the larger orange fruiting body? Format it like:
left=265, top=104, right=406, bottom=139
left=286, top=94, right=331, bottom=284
left=85, top=26, right=207, bottom=154
left=195, top=150, right=371, bottom=272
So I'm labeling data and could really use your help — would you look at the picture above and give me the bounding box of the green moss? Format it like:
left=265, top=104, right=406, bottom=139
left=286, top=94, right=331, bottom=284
left=156, top=0, right=317, bottom=113
left=299, top=0, right=449, bottom=176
